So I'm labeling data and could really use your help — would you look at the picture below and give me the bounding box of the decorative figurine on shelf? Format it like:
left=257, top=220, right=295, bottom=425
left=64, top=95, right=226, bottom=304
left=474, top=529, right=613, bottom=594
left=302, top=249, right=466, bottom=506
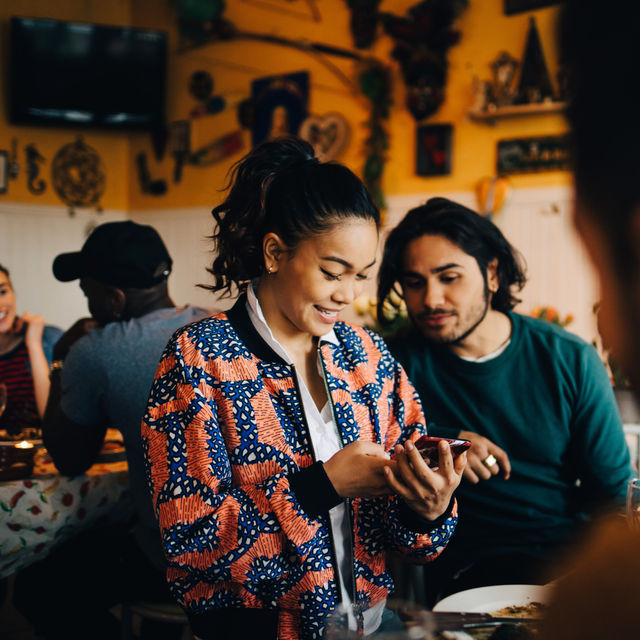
left=471, top=76, right=494, bottom=113
left=516, top=16, right=555, bottom=104
left=490, top=51, right=519, bottom=107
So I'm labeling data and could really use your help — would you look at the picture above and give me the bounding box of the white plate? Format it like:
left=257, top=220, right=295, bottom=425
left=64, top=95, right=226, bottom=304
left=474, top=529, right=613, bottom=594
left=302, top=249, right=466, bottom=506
left=432, top=584, right=551, bottom=613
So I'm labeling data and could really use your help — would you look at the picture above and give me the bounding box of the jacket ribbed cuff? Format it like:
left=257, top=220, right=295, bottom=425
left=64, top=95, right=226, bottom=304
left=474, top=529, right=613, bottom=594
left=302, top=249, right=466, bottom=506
left=288, top=461, right=342, bottom=518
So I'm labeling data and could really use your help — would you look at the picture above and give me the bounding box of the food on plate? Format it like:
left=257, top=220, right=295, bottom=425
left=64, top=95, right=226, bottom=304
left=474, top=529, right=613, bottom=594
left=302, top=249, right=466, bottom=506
left=491, top=602, right=546, bottom=619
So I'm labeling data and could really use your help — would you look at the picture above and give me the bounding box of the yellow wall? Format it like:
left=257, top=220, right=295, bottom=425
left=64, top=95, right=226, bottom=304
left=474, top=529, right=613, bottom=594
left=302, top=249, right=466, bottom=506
left=0, top=0, right=567, bottom=213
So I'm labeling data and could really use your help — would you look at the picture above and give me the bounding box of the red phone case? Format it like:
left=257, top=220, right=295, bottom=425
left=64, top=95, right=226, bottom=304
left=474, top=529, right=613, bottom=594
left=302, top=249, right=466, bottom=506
left=414, top=436, right=471, bottom=468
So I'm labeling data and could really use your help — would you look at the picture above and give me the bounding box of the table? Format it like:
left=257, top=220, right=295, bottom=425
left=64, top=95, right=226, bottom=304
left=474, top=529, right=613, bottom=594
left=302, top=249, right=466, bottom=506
left=0, top=447, right=132, bottom=579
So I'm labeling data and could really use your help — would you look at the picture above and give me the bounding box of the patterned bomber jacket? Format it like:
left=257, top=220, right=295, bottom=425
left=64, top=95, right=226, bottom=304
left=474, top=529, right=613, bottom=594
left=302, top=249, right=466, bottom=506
left=142, top=297, right=458, bottom=640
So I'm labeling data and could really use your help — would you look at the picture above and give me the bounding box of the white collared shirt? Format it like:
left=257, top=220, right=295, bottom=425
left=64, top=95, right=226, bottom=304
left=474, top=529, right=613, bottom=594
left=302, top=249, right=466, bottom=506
left=246, top=282, right=385, bottom=633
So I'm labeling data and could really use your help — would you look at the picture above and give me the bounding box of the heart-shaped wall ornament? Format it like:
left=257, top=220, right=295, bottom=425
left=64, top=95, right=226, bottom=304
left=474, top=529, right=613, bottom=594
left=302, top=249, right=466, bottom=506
left=299, top=112, right=350, bottom=163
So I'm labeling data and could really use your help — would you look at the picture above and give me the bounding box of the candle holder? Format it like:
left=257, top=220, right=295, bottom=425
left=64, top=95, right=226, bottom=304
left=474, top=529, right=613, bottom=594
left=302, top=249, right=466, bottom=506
left=0, top=440, right=35, bottom=481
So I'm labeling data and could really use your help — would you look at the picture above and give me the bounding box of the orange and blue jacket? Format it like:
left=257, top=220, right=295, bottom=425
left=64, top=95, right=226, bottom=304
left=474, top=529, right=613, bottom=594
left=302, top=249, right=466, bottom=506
left=142, top=297, right=457, bottom=640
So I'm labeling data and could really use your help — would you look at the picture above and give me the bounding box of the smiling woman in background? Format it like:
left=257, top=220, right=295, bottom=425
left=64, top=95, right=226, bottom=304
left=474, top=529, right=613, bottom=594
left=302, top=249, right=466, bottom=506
left=0, top=264, right=62, bottom=435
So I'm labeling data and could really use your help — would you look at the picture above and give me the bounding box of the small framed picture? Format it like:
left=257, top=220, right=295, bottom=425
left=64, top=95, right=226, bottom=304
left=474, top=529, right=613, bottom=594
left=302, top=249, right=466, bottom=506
left=504, top=0, right=560, bottom=15
left=0, top=151, right=8, bottom=194
left=416, top=124, right=453, bottom=177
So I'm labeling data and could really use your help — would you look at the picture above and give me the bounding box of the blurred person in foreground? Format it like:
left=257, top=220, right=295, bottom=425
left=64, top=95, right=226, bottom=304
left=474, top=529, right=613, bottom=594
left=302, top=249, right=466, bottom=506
left=12, top=221, right=210, bottom=640
left=539, top=2, right=640, bottom=638
left=0, top=264, right=62, bottom=435
left=377, top=197, right=633, bottom=607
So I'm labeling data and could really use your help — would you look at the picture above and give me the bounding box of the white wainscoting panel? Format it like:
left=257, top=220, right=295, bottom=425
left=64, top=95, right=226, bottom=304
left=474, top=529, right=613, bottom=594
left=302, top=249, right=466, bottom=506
left=0, top=186, right=600, bottom=344
left=0, top=204, right=126, bottom=330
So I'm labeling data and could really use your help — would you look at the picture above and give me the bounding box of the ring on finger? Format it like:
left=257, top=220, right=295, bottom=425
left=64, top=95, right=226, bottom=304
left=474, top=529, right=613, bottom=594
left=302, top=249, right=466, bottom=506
left=482, top=453, right=497, bottom=469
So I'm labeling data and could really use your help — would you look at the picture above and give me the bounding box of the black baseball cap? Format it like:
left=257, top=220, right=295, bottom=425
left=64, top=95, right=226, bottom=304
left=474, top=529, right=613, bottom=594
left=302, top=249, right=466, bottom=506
left=53, top=221, right=172, bottom=289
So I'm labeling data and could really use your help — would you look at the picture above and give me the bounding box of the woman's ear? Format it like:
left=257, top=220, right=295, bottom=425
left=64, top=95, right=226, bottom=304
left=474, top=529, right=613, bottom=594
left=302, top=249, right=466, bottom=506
left=262, top=232, right=287, bottom=274
left=487, top=258, right=499, bottom=293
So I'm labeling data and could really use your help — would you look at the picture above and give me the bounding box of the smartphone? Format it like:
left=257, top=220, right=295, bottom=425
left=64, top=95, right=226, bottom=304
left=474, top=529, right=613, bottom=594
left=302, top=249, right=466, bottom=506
left=414, top=435, right=471, bottom=468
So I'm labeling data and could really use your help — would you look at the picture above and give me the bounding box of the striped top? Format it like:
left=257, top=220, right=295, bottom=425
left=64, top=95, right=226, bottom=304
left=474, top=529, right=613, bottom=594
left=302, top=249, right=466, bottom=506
left=0, top=341, right=39, bottom=433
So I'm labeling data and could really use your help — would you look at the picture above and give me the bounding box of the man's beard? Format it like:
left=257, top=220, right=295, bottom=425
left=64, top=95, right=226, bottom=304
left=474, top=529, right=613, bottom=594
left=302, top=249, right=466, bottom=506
left=417, top=285, right=491, bottom=345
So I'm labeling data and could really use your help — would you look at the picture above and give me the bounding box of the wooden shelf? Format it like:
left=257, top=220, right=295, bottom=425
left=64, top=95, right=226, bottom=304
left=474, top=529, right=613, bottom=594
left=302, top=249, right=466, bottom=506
left=468, top=101, right=567, bottom=124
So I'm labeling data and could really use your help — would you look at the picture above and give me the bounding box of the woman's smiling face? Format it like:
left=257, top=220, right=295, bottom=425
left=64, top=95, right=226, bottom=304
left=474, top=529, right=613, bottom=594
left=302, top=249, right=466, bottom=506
left=0, top=270, right=17, bottom=334
left=267, top=217, right=379, bottom=339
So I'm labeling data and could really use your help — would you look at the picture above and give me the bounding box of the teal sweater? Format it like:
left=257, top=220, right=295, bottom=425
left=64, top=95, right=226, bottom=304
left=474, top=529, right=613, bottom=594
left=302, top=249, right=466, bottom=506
left=388, top=312, right=632, bottom=552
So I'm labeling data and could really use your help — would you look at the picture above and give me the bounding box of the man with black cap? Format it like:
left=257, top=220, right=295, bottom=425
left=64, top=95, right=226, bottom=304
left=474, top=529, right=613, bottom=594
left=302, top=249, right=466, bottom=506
left=12, top=221, right=210, bottom=640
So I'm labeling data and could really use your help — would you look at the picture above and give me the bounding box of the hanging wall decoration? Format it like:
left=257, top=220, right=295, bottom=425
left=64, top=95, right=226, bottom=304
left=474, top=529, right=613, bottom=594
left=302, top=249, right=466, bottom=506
left=25, top=144, right=46, bottom=195
left=251, top=71, right=309, bottom=147
left=344, top=0, right=382, bottom=49
left=358, top=59, right=392, bottom=210
left=476, top=176, right=511, bottom=219
left=380, top=0, right=469, bottom=121
left=0, top=151, right=8, bottom=194
left=241, top=0, right=321, bottom=21
left=170, top=120, right=191, bottom=183
left=188, top=130, right=244, bottom=166
left=51, top=137, right=105, bottom=214
left=189, top=70, right=214, bottom=101
left=504, top=0, right=560, bottom=15
left=497, top=135, right=569, bottom=175
left=299, top=113, right=350, bottom=163
left=8, top=139, right=19, bottom=181
left=135, top=152, right=167, bottom=196
left=416, top=123, right=452, bottom=176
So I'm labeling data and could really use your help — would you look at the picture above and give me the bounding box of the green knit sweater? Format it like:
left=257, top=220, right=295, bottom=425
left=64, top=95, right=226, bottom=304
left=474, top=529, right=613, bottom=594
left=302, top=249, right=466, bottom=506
left=388, top=312, right=632, bottom=553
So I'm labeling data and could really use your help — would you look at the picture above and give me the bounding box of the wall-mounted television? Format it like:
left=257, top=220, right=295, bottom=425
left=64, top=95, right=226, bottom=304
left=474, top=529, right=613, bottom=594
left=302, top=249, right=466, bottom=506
left=9, top=16, right=167, bottom=130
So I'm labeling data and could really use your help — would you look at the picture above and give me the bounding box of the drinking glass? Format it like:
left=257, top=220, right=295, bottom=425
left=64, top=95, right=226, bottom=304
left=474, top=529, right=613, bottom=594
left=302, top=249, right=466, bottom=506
left=626, top=477, right=640, bottom=530
left=325, top=599, right=435, bottom=640
left=0, top=383, right=7, bottom=418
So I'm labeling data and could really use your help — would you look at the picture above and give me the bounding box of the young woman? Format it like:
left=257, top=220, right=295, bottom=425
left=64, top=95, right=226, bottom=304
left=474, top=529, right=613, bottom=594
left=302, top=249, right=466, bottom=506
left=142, top=138, right=464, bottom=640
left=0, top=264, right=62, bottom=435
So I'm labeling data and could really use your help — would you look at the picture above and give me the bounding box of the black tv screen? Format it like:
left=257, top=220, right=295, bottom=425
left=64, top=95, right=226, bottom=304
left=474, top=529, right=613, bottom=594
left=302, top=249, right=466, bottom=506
left=9, top=17, right=166, bottom=130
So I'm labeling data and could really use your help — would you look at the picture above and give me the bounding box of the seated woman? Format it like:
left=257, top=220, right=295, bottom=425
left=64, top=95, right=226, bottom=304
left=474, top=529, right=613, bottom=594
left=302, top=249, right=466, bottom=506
left=142, top=137, right=466, bottom=640
left=0, top=264, right=62, bottom=435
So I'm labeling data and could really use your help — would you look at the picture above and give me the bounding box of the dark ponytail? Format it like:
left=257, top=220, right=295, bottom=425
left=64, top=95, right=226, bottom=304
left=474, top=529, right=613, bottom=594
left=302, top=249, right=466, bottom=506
left=205, top=137, right=380, bottom=297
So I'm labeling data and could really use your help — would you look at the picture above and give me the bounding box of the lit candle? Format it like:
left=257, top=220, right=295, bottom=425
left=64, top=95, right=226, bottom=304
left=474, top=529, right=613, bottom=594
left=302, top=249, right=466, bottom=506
left=14, top=440, right=34, bottom=449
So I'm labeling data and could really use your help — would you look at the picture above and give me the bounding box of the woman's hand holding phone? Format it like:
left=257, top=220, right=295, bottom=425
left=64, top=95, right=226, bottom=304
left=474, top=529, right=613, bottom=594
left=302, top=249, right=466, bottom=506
left=383, top=433, right=466, bottom=521
left=324, top=441, right=397, bottom=499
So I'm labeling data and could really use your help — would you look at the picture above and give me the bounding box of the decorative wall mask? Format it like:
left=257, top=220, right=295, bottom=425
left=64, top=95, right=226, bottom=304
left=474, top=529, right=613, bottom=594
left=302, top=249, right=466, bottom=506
left=299, top=113, right=349, bottom=162
left=51, top=137, right=105, bottom=213
left=380, top=0, right=468, bottom=121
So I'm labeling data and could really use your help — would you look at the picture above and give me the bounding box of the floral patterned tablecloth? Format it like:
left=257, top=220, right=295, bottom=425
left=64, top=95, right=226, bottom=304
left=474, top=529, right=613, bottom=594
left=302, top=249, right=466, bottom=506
left=0, top=448, right=132, bottom=579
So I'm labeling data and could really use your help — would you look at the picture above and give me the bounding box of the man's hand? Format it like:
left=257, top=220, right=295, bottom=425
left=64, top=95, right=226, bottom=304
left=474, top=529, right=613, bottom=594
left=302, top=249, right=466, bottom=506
left=383, top=435, right=465, bottom=520
left=459, top=430, right=511, bottom=483
left=52, top=317, right=99, bottom=361
left=324, top=441, right=397, bottom=499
